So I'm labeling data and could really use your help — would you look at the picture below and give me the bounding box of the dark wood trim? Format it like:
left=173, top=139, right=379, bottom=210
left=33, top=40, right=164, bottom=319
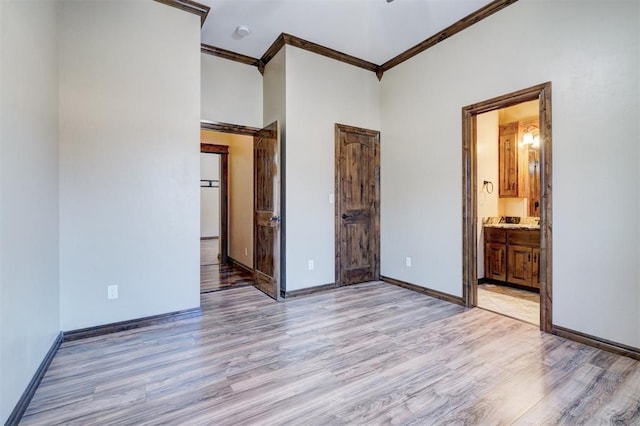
left=285, top=283, right=337, bottom=298
left=381, top=276, right=465, bottom=307
left=261, top=33, right=379, bottom=76
left=227, top=256, right=253, bottom=274
left=260, top=34, right=287, bottom=71
left=200, top=236, right=219, bottom=240
left=6, top=332, right=63, bottom=425
left=462, top=109, right=477, bottom=308
left=201, top=44, right=262, bottom=69
left=200, top=143, right=229, bottom=154
left=379, top=0, right=518, bottom=73
left=154, top=0, right=210, bottom=27
left=200, top=143, right=229, bottom=264
left=200, top=120, right=260, bottom=136
left=283, top=33, right=378, bottom=73
left=220, top=152, right=229, bottom=264
left=552, top=326, right=640, bottom=361
left=63, top=308, right=201, bottom=342
left=462, top=82, right=553, bottom=333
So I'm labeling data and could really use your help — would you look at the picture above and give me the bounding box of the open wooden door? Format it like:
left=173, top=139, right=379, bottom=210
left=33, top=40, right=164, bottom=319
left=335, top=124, right=380, bottom=286
left=253, top=121, right=281, bottom=300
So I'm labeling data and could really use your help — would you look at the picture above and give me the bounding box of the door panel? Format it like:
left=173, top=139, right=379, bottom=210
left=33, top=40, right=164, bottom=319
left=507, top=244, right=533, bottom=286
left=335, top=124, right=380, bottom=287
left=254, top=121, right=280, bottom=300
left=485, top=243, right=506, bottom=281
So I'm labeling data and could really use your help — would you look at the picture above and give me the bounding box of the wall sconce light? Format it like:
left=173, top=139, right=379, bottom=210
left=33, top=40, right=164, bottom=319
left=522, top=125, right=540, bottom=148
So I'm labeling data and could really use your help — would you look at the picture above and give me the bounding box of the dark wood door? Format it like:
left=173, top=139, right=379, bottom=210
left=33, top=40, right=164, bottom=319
left=253, top=121, right=281, bottom=300
left=335, top=124, right=380, bottom=286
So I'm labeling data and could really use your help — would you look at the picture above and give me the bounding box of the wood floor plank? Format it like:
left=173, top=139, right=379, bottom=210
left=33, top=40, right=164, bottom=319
left=21, top=282, right=640, bottom=425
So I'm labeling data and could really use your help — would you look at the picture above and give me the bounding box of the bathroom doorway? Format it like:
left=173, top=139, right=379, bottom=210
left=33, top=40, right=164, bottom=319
left=462, top=82, right=552, bottom=332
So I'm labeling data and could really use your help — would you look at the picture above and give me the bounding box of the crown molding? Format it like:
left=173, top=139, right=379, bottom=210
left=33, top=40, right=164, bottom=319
left=201, top=44, right=262, bottom=69
left=260, top=33, right=380, bottom=78
left=154, top=0, right=210, bottom=27
left=201, top=120, right=261, bottom=136
left=260, top=33, right=287, bottom=70
left=201, top=0, right=518, bottom=80
left=379, top=0, right=518, bottom=73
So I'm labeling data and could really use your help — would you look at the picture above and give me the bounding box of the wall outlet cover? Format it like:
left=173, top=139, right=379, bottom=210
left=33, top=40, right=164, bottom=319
left=107, top=285, right=118, bottom=300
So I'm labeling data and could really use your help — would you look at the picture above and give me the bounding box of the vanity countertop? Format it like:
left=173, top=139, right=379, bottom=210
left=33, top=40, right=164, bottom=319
left=483, top=216, right=540, bottom=230
left=484, top=223, right=540, bottom=230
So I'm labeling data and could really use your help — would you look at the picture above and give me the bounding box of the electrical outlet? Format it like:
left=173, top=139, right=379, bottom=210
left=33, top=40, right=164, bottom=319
left=244, top=248, right=248, bottom=256
left=308, top=260, right=314, bottom=270
left=107, top=285, right=118, bottom=300
left=405, top=257, right=412, bottom=267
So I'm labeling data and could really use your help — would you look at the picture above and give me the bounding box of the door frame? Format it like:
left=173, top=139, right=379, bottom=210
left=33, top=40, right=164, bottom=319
left=200, top=120, right=261, bottom=266
left=334, top=123, right=381, bottom=287
left=461, top=82, right=553, bottom=332
left=200, top=143, right=229, bottom=264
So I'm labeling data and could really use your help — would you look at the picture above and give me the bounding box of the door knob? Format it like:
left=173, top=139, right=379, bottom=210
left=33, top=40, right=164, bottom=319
left=269, top=216, right=281, bottom=222
left=341, top=213, right=352, bottom=219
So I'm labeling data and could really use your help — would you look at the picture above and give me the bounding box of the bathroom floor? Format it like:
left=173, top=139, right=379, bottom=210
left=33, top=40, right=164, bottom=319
left=478, top=283, right=540, bottom=326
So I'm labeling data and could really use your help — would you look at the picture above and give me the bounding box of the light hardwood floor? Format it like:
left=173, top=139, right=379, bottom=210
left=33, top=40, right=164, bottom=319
left=478, top=283, right=540, bottom=326
left=200, top=238, right=219, bottom=266
left=22, top=282, right=640, bottom=425
left=200, top=239, right=253, bottom=293
left=201, top=263, right=253, bottom=293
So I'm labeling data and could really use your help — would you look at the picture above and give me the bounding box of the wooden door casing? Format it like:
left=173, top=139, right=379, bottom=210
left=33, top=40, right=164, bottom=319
left=335, top=124, right=380, bottom=287
left=200, top=143, right=229, bottom=265
left=253, top=121, right=281, bottom=300
left=462, top=81, right=553, bottom=333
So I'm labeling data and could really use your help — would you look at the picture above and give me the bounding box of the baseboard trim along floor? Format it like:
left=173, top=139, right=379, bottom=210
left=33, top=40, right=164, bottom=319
left=381, top=275, right=465, bottom=306
left=6, top=331, right=63, bottom=425
left=285, top=282, right=337, bottom=298
left=62, top=307, right=202, bottom=342
left=552, top=325, right=640, bottom=361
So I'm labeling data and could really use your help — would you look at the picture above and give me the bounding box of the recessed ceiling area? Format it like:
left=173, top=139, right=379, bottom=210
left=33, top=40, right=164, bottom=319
left=199, top=0, right=495, bottom=64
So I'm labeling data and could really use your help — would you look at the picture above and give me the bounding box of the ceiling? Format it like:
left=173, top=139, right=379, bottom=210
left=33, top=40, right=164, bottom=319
left=200, top=0, right=495, bottom=65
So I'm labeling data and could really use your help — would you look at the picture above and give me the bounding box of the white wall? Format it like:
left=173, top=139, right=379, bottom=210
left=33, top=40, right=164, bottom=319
left=59, top=0, right=201, bottom=330
left=262, top=48, right=287, bottom=287
left=476, top=110, right=499, bottom=278
left=381, top=0, right=640, bottom=347
left=263, top=49, right=287, bottom=130
left=200, top=153, right=220, bottom=238
left=285, top=46, right=380, bottom=291
left=201, top=54, right=263, bottom=127
left=0, top=0, right=60, bottom=421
